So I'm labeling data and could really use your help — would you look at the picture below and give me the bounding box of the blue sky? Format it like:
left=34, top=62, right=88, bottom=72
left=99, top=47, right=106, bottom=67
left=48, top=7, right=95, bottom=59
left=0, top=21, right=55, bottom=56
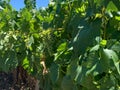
left=10, top=0, right=49, bottom=10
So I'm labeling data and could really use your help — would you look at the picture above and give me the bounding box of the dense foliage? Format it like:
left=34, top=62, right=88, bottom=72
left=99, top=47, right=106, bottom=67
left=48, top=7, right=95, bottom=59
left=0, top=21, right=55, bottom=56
left=0, top=0, right=120, bottom=89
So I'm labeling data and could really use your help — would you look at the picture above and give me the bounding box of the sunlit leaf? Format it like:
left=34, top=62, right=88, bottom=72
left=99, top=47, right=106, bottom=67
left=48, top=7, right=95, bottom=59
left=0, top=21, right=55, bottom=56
left=106, top=1, right=118, bottom=12
left=57, top=42, right=67, bottom=52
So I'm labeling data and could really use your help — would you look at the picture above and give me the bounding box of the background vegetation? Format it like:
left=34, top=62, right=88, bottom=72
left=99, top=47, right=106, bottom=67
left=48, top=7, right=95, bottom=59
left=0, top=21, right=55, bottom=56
left=0, top=0, right=120, bottom=89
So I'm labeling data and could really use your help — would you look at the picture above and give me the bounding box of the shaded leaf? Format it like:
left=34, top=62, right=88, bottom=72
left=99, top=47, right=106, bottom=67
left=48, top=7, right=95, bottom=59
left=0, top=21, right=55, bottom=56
left=73, top=18, right=101, bottom=56
left=61, top=75, right=74, bottom=90
left=100, top=48, right=119, bottom=72
left=50, top=63, right=59, bottom=84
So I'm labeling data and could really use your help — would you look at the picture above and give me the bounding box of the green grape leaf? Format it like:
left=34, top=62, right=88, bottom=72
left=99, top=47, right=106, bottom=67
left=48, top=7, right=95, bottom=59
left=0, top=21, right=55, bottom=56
left=100, top=48, right=119, bottom=72
left=73, top=18, right=101, bottom=56
left=49, top=63, right=59, bottom=84
left=106, top=1, right=118, bottom=12
left=61, top=75, right=74, bottom=90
